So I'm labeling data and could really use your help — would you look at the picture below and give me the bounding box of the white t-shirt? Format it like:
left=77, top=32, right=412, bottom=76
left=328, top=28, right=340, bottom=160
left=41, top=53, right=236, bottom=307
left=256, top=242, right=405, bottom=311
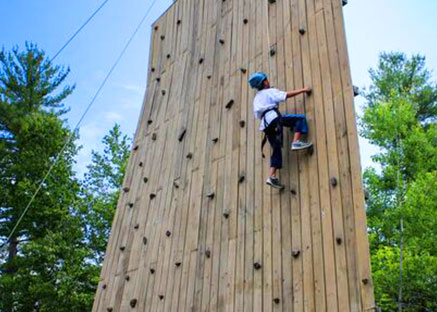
left=253, top=88, right=287, bottom=131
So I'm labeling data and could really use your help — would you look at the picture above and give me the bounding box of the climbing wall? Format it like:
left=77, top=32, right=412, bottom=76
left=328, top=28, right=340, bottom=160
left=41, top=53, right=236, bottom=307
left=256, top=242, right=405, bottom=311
left=92, top=0, right=375, bottom=311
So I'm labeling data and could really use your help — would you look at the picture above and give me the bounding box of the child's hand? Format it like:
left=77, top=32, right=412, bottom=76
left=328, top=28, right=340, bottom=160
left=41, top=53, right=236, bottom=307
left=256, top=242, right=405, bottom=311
left=304, top=86, right=312, bottom=95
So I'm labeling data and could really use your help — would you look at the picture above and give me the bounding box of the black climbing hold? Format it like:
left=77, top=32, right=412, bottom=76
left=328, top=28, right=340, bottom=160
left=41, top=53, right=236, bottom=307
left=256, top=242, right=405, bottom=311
left=292, top=250, right=300, bottom=258
left=353, top=85, right=360, bottom=97
left=148, top=119, right=153, bottom=125
left=239, top=174, right=245, bottom=183
left=125, top=275, right=130, bottom=281
left=139, top=161, right=143, bottom=167
left=186, top=153, right=193, bottom=159
left=273, top=298, right=280, bottom=304
left=133, top=145, right=139, bottom=151
left=223, top=212, right=230, bottom=219
left=154, top=25, right=159, bottom=31
left=144, top=177, right=148, bottom=183
left=151, top=67, right=155, bottom=72
left=199, top=58, right=204, bottom=64
left=290, top=189, right=297, bottom=195
left=173, top=181, right=179, bottom=189
left=166, top=231, right=171, bottom=237
left=167, top=54, right=171, bottom=59
left=207, top=191, right=215, bottom=199
left=159, top=295, right=164, bottom=300
left=143, top=237, right=148, bottom=245
left=150, top=193, right=156, bottom=200
left=150, top=268, right=155, bottom=274
left=342, top=0, right=348, bottom=6
left=254, top=262, right=262, bottom=270
left=152, top=133, right=157, bottom=141
left=239, top=67, right=247, bottom=74
left=219, top=39, right=225, bottom=45
left=336, top=237, right=342, bottom=245
left=225, top=99, right=234, bottom=109
left=128, top=202, right=134, bottom=208
left=268, top=0, right=276, bottom=3
left=120, top=246, right=125, bottom=251
left=102, top=284, right=107, bottom=289
left=123, top=187, right=130, bottom=193
left=175, top=262, right=181, bottom=267
left=330, top=177, right=338, bottom=187
left=362, top=278, right=369, bottom=285
left=107, top=308, right=113, bottom=312
left=162, top=90, right=166, bottom=96
left=156, top=77, right=161, bottom=82
left=130, top=299, right=137, bottom=308
left=299, top=28, right=306, bottom=35
left=177, top=19, right=182, bottom=25
left=207, top=75, right=212, bottom=79
left=243, top=18, right=248, bottom=24
left=212, top=138, right=219, bottom=143
left=205, top=250, right=211, bottom=258
left=160, top=35, right=165, bottom=40
left=239, top=120, right=245, bottom=128
left=134, top=224, right=139, bottom=230
left=270, top=48, right=276, bottom=57
left=178, top=128, right=187, bottom=142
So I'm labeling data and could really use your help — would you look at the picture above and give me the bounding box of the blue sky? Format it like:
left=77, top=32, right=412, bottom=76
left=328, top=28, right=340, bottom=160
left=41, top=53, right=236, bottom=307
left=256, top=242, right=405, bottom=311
left=1, top=0, right=436, bottom=175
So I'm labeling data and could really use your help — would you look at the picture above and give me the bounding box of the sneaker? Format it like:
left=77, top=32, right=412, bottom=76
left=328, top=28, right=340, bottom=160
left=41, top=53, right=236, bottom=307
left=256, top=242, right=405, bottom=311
left=291, top=140, right=313, bottom=151
left=266, top=177, right=284, bottom=190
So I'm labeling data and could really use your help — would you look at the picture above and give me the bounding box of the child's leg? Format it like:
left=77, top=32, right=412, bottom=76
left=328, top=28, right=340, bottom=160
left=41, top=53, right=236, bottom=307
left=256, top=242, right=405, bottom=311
left=282, top=114, right=309, bottom=142
left=266, top=133, right=282, bottom=176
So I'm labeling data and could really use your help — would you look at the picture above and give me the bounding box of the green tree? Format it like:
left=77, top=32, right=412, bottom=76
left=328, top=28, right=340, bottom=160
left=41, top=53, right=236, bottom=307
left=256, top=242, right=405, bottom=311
left=80, top=124, right=131, bottom=264
left=0, top=43, right=95, bottom=311
left=362, top=52, right=437, bottom=311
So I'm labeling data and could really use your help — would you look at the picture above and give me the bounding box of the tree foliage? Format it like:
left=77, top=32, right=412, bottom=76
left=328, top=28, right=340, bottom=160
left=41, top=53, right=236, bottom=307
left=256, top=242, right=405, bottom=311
left=362, top=52, right=437, bottom=311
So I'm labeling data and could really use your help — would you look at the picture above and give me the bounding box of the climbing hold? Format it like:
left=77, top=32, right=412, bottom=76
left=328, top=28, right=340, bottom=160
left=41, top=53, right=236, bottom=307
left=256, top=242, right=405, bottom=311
left=212, top=138, right=219, bottom=144
left=150, top=193, right=156, bottom=200
left=239, top=174, right=245, bottom=183
left=362, top=278, right=369, bottom=285
left=290, top=189, right=297, bottom=195
left=239, top=67, right=247, bottom=74
left=130, top=299, right=137, bottom=308
left=160, top=35, right=165, bottom=40
left=161, top=90, right=166, bottom=96
left=159, top=295, right=164, bottom=300
left=239, top=120, right=245, bottom=128
left=206, top=191, right=215, bottom=199
left=152, top=133, right=157, bottom=141
left=268, top=0, right=276, bottom=3
left=120, top=246, right=125, bottom=251
left=219, top=39, right=225, bottom=45
left=128, top=202, right=134, bottom=208
left=173, top=181, right=179, bottom=189
left=207, top=75, right=212, bottom=80
left=125, top=275, right=130, bottom=281
left=167, top=54, right=171, bottom=59
left=225, top=99, right=234, bottom=109
left=330, top=177, right=338, bottom=187
left=243, top=18, right=249, bottom=24
left=102, top=284, right=107, bottom=290
left=223, top=211, right=230, bottom=219
left=186, top=153, right=193, bottom=159
left=254, top=262, right=262, bottom=270
left=151, top=67, right=155, bottom=72
left=123, top=187, right=130, bottom=193
left=150, top=268, right=155, bottom=274
left=205, top=249, right=211, bottom=258
left=336, top=237, right=343, bottom=245
left=156, top=77, right=161, bottom=82
left=199, top=58, right=204, bottom=64
left=166, top=230, right=171, bottom=237
left=134, top=224, right=139, bottom=230
left=342, top=0, right=348, bottom=6
left=299, top=28, right=306, bottom=35
left=154, top=25, right=159, bottom=31
left=292, top=250, right=300, bottom=258
left=107, top=307, right=113, bottom=312
left=175, top=262, right=181, bottom=267
left=139, top=161, right=143, bottom=167
left=143, top=237, right=148, bottom=245
left=133, top=145, right=139, bottom=151
left=273, top=298, right=280, bottom=304
left=177, top=19, right=182, bottom=25
left=353, top=85, right=360, bottom=97
left=148, top=119, right=153, bottom=125
left=269, top=48, right=276, bottom=57
left=178, top=128, right=187, bottom=142
left=144, top=177, right=148, bottom=183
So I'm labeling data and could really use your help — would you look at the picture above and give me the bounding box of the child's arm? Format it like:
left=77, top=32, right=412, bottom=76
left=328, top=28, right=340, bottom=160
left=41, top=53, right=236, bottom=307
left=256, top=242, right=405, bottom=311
left=286, top=86, right=312, bottom=98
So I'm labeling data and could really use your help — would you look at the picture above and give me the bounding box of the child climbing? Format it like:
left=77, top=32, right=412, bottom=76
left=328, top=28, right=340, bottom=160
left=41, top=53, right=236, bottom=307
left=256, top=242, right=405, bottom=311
left=249, top=72, right=313, bottom=190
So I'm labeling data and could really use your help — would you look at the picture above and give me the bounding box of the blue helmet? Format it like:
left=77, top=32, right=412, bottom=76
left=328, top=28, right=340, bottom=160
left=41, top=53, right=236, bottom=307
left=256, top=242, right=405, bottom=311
left=248, top=72, right=268, bottom=89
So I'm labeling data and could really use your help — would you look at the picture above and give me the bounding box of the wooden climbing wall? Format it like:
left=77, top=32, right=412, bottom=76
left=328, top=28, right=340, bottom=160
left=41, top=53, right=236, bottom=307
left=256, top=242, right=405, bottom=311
left=92, top=0, right=375, bottom=311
